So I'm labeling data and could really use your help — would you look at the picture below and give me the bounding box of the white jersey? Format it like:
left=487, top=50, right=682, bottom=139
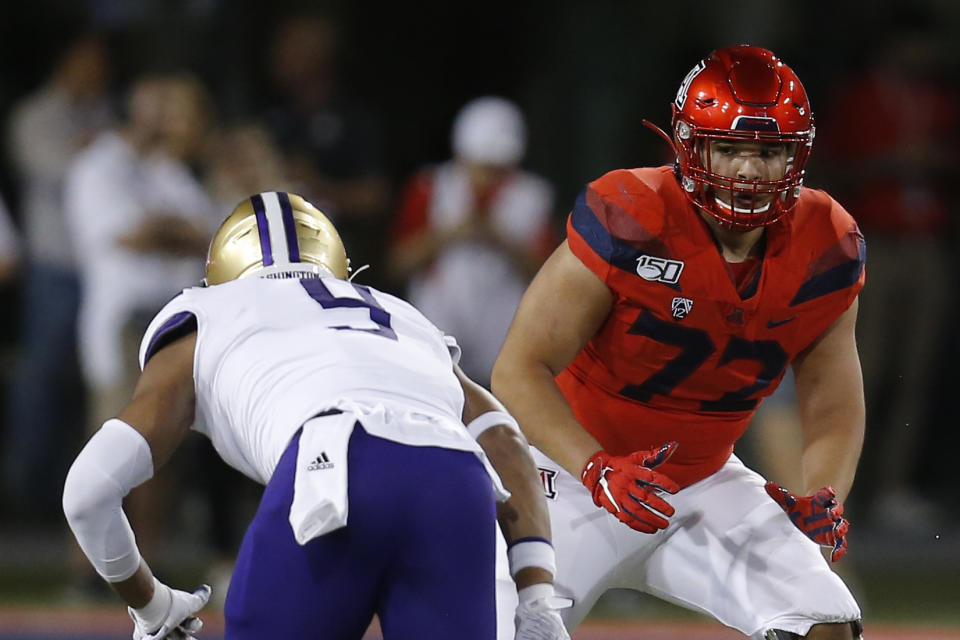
left=139, top=276, right=483, bottom=485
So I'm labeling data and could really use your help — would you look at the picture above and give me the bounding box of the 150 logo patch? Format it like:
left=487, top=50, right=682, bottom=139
left=636, top=255, right=685, bottom=284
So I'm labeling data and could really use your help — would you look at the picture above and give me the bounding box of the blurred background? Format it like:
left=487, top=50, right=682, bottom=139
left=0, top=0, right=957, bottom=637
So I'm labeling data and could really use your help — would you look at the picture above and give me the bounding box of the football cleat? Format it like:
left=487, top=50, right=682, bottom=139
left=205, top=191, right=350, bottom=285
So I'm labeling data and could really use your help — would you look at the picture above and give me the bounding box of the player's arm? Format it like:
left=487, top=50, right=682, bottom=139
left=491, top=240, right=611, bottom=477
left=492, top=240, right=680, bottom=536
left=765, top=298, right=864, bottom=562
left=62, top=332, right=210, bottom=637
left=456, top=364, right=572, bottom=638
left=455, top=363, right=554, bottom=590
left=792, top=297, right=865, bottom=504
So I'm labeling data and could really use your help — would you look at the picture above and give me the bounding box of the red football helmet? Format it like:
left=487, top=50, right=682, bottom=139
left=669, top=45, right=815, bottom=230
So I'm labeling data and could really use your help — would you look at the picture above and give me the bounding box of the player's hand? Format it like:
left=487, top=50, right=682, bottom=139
left=514, top=583, right=572, bottom=640
left=580, top=442, right=680, bottom=533
left=765, top=481, right=849, bottom=562
left=128, top=582, right=211, bottom=640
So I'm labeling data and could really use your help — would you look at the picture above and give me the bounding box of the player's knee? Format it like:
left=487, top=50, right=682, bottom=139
left=764, top=620, right=863, bottom=640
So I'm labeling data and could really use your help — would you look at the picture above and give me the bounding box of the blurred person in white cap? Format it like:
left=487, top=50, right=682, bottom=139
left=388, top=96, right=557, bottom=386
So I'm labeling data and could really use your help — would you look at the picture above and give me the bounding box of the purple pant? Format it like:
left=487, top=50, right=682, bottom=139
left=224, top=422, right=497, bottom=639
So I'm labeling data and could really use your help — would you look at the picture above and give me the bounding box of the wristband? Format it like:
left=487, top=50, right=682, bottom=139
left=517, top=581, right=574, bottom=611
left=517, top=582, right=555, bottom=603
left=507, top=538, right=556, bottom=578
left=131, top=577, right=172, bottom=632
left=466, top=410, right=520, bottom=440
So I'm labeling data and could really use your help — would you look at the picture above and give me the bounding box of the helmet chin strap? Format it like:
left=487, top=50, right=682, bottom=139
left=347, top=264, right=370, bottom=282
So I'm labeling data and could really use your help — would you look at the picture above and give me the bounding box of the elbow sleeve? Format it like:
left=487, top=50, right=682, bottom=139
left=62, top=419, right=155, bottom=582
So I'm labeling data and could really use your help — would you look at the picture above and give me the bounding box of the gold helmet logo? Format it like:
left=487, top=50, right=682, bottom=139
left=204, top=192, right=350, bottom=285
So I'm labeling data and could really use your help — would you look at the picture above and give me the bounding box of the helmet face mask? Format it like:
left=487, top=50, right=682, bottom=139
left=204, top=192, right=350, bottom=286
left=671, top=45, right=815, bottom=231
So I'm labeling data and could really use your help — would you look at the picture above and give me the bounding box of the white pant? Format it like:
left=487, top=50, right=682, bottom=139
left=497, top=450, right=861, bottom=639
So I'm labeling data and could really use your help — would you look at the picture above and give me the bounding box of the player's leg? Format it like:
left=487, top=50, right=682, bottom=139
left=224, top=427, right=380, bottom=639
left=374, top=435, right=498, bottom=639
left=634, top=455, right=861, bottom=640
left=524, top=447, right=635, bottom=630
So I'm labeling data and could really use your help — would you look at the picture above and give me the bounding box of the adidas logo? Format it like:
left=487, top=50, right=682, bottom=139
left=307, top=452, right=334, bottom=471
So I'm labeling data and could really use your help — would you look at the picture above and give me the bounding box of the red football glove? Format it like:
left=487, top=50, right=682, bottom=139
left=581, top=442, right=680, bottom=533
left=765, top=481, right=850, bottom=562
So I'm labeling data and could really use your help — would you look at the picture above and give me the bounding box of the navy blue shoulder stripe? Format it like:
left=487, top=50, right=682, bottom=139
left=570, top=189, right=681, bottom=291
left=143, top=311, right=197, bottom=365
left=789, top=235, right=866, bottom=306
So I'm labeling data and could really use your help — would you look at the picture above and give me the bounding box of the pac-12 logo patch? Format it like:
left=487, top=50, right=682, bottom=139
left=538, top=467, right=559, bottom=500
left=671, top=297, right=694, bottom=320
left=636, top=255, right=685, bottom=284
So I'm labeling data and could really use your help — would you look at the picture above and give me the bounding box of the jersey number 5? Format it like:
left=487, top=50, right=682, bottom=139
left=300, top=278, right=398, bottom=340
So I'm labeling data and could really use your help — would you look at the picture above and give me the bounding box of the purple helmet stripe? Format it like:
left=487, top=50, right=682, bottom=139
left=277, top=191, right=300, bottom=262
left=251, top=194, right=274, bottom=266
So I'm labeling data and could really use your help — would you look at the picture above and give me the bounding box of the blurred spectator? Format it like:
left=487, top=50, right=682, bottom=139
left=816, top=14, right=958, bottom=529
left=206, top=123, right=291, bottom=211
left=0, top=194, right=18, bottom=290
left=63, top=73, right=217, bottom=567
left=388, top=96, right=557, bottom=385
left=66, top=73, right=216, bottom=424
left=262, top=11, right=390, bottom=282
left=1, top=34, right=114, bottom=514
left=0, top=194, right=17, bottom=283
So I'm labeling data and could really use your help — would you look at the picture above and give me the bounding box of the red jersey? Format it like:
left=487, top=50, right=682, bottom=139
left=561, top=166, right=865, bottom=487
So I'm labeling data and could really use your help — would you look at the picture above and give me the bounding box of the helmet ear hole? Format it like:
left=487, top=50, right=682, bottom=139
left=205, top=192, right=349, bottom=285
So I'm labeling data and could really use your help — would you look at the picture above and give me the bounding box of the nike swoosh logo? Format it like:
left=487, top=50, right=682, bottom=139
left=766, top=316, right=797, bottom=328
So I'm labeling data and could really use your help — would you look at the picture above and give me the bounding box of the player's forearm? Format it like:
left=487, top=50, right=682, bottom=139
left=491, top=356, right=602, bottom=478
left=799, top=402, right=864, bottom=503
left=112, top=560, right=157, bottom=608
left=458, top=365, right=553, bottom=542
left=487, top=437, right=557, bottom=588
left=482, top=426, right=552, bottom=544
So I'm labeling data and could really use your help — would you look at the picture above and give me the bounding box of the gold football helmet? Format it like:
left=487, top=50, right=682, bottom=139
left=205, top=192, right=349, bottom=285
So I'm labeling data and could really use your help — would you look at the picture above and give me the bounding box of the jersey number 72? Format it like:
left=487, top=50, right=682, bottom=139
left=620, top=310, right=788, bottom=411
